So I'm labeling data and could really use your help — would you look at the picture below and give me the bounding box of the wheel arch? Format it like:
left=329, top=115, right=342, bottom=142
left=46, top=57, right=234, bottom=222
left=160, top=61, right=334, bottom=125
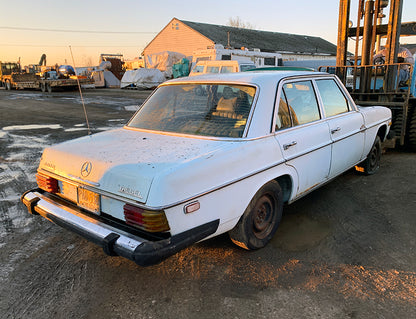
left=274, top=174, right=293, bottom=203
left=377, top=123, right=389, bottom=142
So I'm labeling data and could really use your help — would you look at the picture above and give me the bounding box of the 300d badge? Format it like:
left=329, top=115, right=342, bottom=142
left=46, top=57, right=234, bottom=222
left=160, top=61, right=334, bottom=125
left=118, top=185, right=143, bottom=199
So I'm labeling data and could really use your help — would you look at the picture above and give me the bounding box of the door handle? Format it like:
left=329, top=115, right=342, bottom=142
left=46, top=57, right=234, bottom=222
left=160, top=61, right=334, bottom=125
left=283, top=141, right=297, bottom=150
left=331, top=127, right=341, bottom=134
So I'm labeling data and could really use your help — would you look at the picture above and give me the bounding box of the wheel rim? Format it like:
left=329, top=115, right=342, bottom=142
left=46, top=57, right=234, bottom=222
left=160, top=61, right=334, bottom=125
left=252, top=194, right=274, bottom=239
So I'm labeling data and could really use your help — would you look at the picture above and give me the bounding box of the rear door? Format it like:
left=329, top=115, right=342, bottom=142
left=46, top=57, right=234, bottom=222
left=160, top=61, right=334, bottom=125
left=274, top=79, right=332, bottom=197
left=314, top=78, right=365, bottom=178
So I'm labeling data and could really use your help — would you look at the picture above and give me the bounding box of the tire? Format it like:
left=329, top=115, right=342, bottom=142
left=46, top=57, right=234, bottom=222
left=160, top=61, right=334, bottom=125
left=5, top=80, right=11, bottom=90
left=229, top=180, right=283, bottom=250
left=46, top=83, right=52, bottom=93
left=392, top=111, right=403, bottom=137
left=408, top=108, right=416, bottom=151
left=40, top=82, right=46, bottom=93
left=359, top=135, right=382, bottom=175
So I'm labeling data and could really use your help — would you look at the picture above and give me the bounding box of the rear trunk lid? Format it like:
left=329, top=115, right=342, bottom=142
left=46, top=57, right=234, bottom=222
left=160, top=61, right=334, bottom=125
left=39, top=128, right=230, bottom=203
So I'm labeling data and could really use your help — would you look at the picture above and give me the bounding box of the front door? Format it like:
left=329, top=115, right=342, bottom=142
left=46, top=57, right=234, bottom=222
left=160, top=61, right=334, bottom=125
left=314, top=78, right=365, bottom=178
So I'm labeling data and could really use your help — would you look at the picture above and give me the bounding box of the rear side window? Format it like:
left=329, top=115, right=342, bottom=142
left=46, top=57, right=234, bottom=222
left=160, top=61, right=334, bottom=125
left=276, top=94, right=292, bottom=130
left=281, top=81, right=320, bottom=126
left=316, top=79, right=349, bottom=117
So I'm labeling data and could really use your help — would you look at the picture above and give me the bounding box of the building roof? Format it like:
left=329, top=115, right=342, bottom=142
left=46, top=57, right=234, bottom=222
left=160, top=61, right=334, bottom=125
left=180, top=20, right=337, bottom=56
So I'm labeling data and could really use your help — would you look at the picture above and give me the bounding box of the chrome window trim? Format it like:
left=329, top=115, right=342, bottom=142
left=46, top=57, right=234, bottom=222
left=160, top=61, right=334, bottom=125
left=273, top=74, right=361, bottom=133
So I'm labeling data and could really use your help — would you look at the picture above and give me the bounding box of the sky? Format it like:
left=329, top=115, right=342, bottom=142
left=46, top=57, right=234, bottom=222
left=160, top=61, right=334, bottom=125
left=1, top=0, right=415, bottom=67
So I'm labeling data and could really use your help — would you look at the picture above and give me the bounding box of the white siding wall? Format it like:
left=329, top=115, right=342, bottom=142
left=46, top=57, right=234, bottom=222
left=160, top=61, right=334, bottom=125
left=281, top=54, right=336, bottom=61
left=143, top=18, right=214, bottom=57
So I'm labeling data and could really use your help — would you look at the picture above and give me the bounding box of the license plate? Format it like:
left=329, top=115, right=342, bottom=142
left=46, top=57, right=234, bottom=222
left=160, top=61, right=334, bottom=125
left=77, top=188, right=100, bottom=214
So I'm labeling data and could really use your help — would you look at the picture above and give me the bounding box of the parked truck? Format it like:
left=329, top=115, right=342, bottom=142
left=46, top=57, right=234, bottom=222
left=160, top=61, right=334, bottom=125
left=0, top=61, right=21, bottom=90
left=1, top=61, right=92, bottom=92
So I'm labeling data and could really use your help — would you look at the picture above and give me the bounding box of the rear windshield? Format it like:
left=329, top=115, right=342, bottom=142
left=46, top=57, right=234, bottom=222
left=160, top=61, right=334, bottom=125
left=128, top=83, right=256, bottom=138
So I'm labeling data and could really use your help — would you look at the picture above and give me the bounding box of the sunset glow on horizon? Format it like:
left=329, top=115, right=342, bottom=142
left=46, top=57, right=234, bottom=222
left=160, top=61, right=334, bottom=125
left=1, top=0, right=415, bottom=67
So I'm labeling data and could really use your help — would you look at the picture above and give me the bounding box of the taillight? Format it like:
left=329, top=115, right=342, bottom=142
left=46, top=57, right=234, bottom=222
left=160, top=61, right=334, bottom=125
left=36, top=173, right=59, bottom=193
left=123, top=204, right=170, bottom=232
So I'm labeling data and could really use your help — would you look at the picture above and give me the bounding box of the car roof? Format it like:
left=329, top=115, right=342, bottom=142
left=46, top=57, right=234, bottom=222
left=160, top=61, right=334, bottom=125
left=165, top=70, right=332, bottom=86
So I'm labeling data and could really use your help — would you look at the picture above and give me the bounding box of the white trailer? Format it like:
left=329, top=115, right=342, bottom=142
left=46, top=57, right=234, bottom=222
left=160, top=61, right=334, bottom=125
left=192, top=44, right=283, bottom=68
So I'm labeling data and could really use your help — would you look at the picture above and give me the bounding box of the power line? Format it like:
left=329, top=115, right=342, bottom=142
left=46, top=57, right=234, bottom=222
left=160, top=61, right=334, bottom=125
left=0, top=26, right=157, bottom=34
left=0, top=44, right=143, bottom=48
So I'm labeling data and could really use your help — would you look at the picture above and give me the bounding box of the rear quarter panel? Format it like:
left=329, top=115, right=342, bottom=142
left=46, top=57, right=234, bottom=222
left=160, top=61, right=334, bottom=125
left=154, top=136, right=297, bottom=236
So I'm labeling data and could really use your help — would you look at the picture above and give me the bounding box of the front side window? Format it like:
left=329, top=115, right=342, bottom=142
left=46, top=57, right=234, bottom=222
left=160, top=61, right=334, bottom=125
left=220, top=66, right=234, bottom=73
left=315, top=79, right=349, bottom=117
left=191, top=65, right=204, bottom=74
left=282, top=80, right=320, bottom=125
left=264, top=57, right=276, bottom=66
left=240, top=64, right=256, bottom=72
left=206, top=66, right=220, bottom=73
left=128, top=84, right=256, bottom=138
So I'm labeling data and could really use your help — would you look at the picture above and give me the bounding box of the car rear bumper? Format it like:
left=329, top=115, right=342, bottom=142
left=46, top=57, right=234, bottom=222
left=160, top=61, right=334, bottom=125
left=21, top=189, right=219, bottom=266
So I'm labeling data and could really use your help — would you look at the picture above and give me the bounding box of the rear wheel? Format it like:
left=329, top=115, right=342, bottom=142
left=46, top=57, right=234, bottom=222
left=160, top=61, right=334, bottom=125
left=229, top=181, right=283, bottom=250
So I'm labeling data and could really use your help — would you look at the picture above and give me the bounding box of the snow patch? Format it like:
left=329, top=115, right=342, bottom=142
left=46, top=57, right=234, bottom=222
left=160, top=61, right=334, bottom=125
left=64, top=127, right=88, bottom=132
left=2, top=124, right=63, bottom=131
left=124, top=105, right=140, bottom=111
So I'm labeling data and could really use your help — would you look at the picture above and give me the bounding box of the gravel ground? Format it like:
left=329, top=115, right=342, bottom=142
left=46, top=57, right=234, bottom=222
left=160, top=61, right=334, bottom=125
left=0, top=88, right=415, bottom=319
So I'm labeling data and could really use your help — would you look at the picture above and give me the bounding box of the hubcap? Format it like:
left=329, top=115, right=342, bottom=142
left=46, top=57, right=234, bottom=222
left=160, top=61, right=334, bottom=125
left=252, top=195, right=274, bottom=239
left=369, top=143, right=380, bottom=169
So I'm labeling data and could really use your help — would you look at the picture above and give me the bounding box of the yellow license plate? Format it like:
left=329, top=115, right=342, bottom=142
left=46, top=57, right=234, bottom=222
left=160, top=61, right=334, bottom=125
left=77, top=188, right=100, bottom=214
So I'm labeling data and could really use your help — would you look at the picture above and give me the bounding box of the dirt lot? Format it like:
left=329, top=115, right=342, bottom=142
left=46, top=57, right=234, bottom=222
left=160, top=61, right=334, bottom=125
left=0, top=88, right=415, bottom=319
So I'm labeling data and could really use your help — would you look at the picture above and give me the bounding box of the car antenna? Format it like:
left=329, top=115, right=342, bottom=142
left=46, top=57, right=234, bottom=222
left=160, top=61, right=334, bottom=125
left=69, top=45, right=91, bottom=135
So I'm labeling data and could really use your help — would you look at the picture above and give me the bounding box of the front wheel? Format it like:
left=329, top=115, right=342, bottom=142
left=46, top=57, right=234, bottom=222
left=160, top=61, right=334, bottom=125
left=357, top=135, right=381, bottom=175
left=229, top=181, right=283, bottom=250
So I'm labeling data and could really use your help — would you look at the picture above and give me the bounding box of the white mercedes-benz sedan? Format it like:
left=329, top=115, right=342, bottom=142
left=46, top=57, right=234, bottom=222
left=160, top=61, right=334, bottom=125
left=21, top=71, right=392, bottom=266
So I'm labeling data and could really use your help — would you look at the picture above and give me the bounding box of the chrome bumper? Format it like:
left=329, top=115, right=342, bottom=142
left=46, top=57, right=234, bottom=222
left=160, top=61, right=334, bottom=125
left=21, top=189, right=219, bottom=266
